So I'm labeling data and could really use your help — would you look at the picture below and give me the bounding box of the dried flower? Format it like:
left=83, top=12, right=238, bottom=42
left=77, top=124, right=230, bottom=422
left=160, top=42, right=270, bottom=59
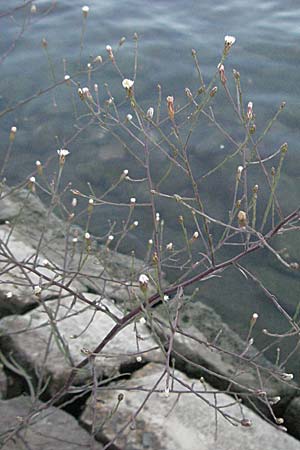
left=166, top=96, right=175, bottom=121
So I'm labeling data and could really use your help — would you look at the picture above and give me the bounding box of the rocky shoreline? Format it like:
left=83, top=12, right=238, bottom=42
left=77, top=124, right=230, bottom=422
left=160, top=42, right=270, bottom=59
left=0, top=188, right=300, bottom=449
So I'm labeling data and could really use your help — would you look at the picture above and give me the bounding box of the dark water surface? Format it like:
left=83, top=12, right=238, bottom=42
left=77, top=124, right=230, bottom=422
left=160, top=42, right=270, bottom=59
left=0, top=0, right=300, bottom=374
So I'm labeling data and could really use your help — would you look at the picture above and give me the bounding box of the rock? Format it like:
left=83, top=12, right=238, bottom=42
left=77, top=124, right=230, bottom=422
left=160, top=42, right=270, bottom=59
left=0, top=225, right=85, bottom=317
left=0, top=365, right=7, bottom=399
left=0, top=294, right=162, bottom=396
left=0, top=396, right=103, bottom=449
left=0, top=189, right=159, bottom=310
left=152, top=299, right=296, bottom=415
left=81, top=363, right=300, bottom=450
left=284, top=396, right=300, bottom=440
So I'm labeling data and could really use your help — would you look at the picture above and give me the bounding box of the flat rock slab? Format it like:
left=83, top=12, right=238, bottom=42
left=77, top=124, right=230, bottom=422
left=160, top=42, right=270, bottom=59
left=0, top=225, right=85, bottom=317
left=0, top=396, right=103, bottom=449
left=0, top=189, right=159, bottom=309
left=81, top=363, right=300, bottom=450
left=153, top=300, right=296, bottom=413
left=0, top=294, right=162, bottom=395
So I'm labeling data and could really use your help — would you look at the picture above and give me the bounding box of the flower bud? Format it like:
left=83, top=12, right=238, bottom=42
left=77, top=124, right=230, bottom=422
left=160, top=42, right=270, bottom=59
left=166, top=242, right=173, bottom=251
left=237, top=210, right=247, bottom=228
left=9, top=126, right=17, bottom=142
left=209, top=86, right=218, bottom=97
left=147, top=107, right=154, bottom=119
left=139, top=274, right=149, bottom=293
left=166, top=96, right=175, bottom=121
left=236, top=165, right=244, bottom=181
left=218, top=64, right=226, bottom=84
left=82, top=6, right=90, bottom=17
left=247, top=101, right=253, bottom=120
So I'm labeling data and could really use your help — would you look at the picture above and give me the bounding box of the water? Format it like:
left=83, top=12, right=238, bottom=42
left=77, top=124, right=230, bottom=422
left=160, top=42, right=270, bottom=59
left=0, top=0, right=300, bottom=374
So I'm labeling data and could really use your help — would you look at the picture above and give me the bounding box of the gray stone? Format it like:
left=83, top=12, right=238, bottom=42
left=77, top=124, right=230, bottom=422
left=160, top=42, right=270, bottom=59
left=0, top=396, right=103, bottom=449
left=0, top=294, right=162, bottom=395
left=284, top=396, right=300, bottom=439
left=0, top=365, right=7, bottom=399
left=153, top=300, right=296, bottom=414
left=81, top=363, right=300, bottom=450
left=0, top=225, right=85, bottom=317
left=0, top=189, right=159, bottom=310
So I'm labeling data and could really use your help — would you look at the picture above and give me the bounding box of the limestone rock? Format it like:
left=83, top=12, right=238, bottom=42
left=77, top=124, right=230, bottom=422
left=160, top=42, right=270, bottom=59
left=81, top=363, right=300, bottom=450
left=0, top=294, right=162, bottom=395
left=0, top=396, right=103, bottom=449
